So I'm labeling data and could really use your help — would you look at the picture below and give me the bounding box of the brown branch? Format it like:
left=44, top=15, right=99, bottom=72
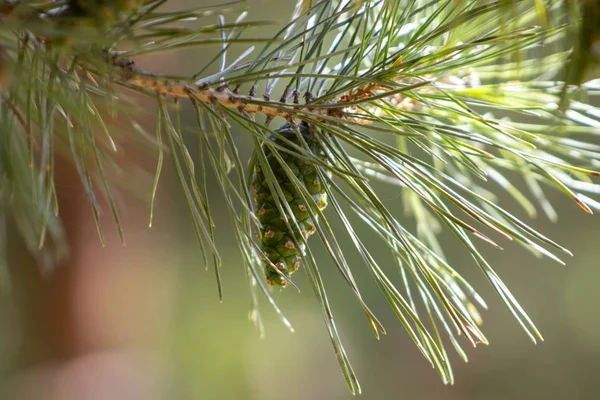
left=109, top=56, right=347, bottom=121
left=106, top=54, right=427, bottom=126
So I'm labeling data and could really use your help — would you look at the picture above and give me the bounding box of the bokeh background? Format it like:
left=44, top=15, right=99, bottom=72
left=1, top=1, right=599, bottom=399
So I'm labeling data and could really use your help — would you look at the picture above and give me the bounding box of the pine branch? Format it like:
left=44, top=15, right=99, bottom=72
left=1, top=0, right=599, bottom=395
left=107, top=54, right=347, bottom=120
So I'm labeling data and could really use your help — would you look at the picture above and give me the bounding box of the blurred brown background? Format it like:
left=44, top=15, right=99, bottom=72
left=1, top=1, right=599, bottom=399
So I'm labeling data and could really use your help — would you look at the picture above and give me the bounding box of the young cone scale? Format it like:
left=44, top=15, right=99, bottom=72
left=252, top=122, right=330, bottom=287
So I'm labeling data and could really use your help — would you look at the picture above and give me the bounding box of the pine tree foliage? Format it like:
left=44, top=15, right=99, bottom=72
left=1, top=0, right=599, bottom=393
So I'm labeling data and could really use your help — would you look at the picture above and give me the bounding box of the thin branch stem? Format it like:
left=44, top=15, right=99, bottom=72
left=109, top=55, right=346, bottom=121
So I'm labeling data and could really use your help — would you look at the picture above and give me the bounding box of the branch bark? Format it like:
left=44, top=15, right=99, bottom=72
left=109, top=55, right=347, bottom=122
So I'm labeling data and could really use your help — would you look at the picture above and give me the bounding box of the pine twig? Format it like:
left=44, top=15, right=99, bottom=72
left=1, top=0, right=600, bottom=395
left=109, top=54, right=347, bottom=121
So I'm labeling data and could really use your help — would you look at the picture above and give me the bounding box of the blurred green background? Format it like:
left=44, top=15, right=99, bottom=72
left=1, top=1, right=600, bottom=399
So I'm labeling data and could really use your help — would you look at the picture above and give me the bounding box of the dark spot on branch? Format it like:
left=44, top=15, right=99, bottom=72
left=280, top=86, right=290, bottom=103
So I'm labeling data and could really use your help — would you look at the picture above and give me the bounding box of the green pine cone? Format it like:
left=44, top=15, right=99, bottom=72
left=252, top=122, right=329, bottom=287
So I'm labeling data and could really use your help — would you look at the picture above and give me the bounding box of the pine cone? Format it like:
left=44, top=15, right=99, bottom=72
left=252, top=122, right=329, bottom=287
